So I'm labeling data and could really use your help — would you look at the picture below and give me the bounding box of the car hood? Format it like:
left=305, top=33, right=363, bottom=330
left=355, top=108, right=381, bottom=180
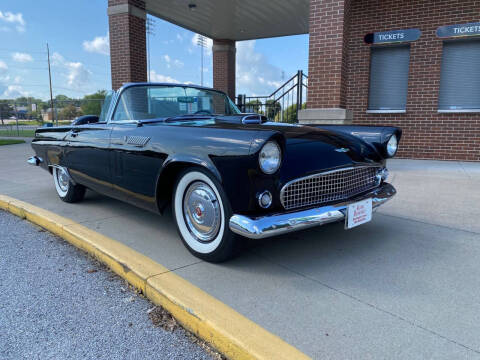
left=154, top=115, right=383, bottom=176
left=206, top=117, right=384, bottom=180
left=255, top=123, right=383, bottom=179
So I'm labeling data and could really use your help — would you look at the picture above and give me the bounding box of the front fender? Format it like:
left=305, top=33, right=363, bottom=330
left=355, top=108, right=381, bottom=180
left=154, top=154, right=223, bottom=213
left=161, top=153, right=222, bottom=182
left=313, top=125, right=402, bottom=158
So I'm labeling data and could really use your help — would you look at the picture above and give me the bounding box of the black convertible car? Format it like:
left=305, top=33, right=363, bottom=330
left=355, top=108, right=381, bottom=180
left=28, top=83, right=401, bottom=262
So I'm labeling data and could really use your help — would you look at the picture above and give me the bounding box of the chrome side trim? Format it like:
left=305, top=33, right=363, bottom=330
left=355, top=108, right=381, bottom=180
left=27, top=156, right=43, bottom=166
left=229, top=183, right=396, bottom=240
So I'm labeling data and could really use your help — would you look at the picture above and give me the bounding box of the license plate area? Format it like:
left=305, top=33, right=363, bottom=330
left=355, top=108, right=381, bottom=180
left=345, top=198, right=372, bottom=229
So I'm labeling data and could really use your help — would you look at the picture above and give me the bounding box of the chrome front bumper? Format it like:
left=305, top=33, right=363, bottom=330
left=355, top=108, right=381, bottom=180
left=229, top=183, right=396, bottom=240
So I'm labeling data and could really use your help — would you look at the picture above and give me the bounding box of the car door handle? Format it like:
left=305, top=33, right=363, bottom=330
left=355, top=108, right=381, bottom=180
left=70, top=129, right=79, bottom=137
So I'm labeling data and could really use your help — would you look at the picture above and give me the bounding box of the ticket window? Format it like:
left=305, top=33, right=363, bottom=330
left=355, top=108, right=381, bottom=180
left=438, top=40, right=480, bottom=112
left=367, top=45, right=411, bottom=113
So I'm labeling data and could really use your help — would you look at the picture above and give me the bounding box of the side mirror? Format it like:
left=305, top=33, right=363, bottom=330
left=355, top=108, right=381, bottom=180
left=71, top=115, right=99, bottom=126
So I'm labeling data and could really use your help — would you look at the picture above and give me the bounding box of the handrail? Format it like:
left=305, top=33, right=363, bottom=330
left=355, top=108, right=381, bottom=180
left=236, top=70, right=307, bottom=123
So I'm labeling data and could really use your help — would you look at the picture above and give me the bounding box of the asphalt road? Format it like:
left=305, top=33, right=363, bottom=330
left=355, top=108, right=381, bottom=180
left=0, top=210, right=215, bottom=360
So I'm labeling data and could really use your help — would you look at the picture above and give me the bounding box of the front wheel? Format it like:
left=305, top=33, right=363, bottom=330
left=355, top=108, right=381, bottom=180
left=53, top=166, right=86, bottom=203
left=172, top=168, right=240, bottom=262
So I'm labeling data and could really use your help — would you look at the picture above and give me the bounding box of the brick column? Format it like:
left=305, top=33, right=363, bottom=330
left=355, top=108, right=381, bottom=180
left=213, top=39, right=236, bottom=100
left=108, top=0, right=147, bottom=90
left=300, top=0, right=353, bottom=124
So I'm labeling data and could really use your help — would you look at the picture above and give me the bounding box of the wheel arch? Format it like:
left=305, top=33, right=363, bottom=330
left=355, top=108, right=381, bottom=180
left=155, top=156, right=222, bottom=214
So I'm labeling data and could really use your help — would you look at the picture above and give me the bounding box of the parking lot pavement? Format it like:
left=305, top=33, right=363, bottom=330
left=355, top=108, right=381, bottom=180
left=2, top=142, right=480, bottom=359
left=0, top=210, right=214, bottom=360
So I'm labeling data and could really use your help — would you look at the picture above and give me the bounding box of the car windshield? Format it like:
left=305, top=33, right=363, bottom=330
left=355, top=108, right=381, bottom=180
left=112, top=85, right=240, bottom=122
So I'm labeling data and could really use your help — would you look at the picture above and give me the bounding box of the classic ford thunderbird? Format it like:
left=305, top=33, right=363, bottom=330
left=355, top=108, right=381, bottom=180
left=28, top=83, right=401, bottom=262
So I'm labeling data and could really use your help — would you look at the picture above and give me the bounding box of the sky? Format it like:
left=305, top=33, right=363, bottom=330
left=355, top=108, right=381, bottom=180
left=0, top=1, right=309, bottom=100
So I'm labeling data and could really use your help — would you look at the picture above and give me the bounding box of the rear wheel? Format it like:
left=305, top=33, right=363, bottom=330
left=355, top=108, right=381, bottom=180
left=53, top=166, right=86, bottom=203
left=172, top=168, right=240, bottom=262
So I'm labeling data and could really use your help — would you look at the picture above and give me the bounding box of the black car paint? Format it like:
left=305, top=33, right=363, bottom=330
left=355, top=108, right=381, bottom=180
left=32, top=104, right=400, bottom=217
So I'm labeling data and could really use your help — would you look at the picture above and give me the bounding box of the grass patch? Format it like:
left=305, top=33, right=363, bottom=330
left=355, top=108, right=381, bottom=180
left=0, top=129, right=36, bottom=137
left=16, top=120, right=71, bottom=126
left=0, top=139, right=26, bottom=146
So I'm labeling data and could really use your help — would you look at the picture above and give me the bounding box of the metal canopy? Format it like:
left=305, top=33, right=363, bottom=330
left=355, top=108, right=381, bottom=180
left=145, top=0, right=309, bottom=41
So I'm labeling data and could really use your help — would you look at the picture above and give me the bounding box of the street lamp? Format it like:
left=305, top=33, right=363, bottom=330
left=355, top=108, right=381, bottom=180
left=196, top=35, right=207, bottom=86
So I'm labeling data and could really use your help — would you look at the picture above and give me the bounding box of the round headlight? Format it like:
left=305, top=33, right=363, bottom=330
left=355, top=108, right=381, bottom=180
left=386, top=135, right=398, bottom=157
left=259, top=141, right=281, bottom=174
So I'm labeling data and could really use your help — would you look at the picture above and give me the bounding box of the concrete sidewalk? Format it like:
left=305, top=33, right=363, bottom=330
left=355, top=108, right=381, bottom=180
left=2, top=142, right=480, bottom=359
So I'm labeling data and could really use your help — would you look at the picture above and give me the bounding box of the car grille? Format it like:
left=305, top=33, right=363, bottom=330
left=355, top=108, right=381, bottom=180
left=280, top=166, right=380, bottom=210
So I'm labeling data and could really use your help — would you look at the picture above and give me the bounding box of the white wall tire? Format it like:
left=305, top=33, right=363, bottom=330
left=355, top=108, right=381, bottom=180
left=52, top=166, right=86, bottom=203
left=172, top=168, right=240, bottom=262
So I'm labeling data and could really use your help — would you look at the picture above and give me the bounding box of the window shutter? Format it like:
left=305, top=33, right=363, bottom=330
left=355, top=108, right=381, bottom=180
left=439, top=40, right=480, bottom=111
left=368, top=46, right=410, bottom=111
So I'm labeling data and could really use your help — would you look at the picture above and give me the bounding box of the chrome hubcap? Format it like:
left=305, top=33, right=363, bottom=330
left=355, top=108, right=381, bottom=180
left=57, top=168, right=69, bottom=192
left=183, top=181, right=221, bottom=243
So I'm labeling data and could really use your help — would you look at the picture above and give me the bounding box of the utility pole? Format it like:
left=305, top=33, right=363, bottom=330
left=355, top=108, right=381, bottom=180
left=196, top=35, right=207, bottom=86
left=46, top=43, right=55, bottom=126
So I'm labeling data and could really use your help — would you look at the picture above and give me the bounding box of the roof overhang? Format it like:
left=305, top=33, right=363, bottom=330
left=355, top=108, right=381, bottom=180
left=145, top=0, right=309, bottom=41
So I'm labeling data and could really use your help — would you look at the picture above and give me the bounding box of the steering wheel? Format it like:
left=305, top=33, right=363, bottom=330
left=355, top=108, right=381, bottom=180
left=194, top=110, right=212, bottom=115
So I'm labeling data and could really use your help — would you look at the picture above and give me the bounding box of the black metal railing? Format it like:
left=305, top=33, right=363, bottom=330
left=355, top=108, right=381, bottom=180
left=236, top=70, right=308, bottom=123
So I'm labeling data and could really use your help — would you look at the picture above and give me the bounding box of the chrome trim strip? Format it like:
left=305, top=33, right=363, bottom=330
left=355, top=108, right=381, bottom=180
left=229, top=183, right=396, bottom=240
left=279, top=165, right=381, bottom=209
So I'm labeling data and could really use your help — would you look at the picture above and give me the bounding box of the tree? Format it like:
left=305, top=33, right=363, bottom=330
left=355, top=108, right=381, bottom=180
left=59, top=104, right=82, bottom=120
left=0, top=101, right=14, bottom=125
left=54, top=94, right=72, bottom=102
left=275, top=103, right=306, bottom=123
left=245, top=99, right=262, bottom=114
left=81, top=90, right=107, bottom=116
left=265, top=100, right=281, bottom=120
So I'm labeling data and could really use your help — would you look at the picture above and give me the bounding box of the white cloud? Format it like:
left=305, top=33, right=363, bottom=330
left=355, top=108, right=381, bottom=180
left=65, top=62, right=91, bottom=88
left=162, top=55, right=183, bottom=69
left=0, top=60, right=7, bottom=72
left=50, top=52, right=65, bottom=66
left=3, top=84, right=28, bottom=97
left=51, top=52, right=92, bottom=89
left=236, top=40, right=282, bottom=96
left=0, top=11, right=25, bottom=32
left=176, top=33, right=183, bottom=42
left=83, top=34, right=109, bottom=55
left=149, top=70, right=180, bottom=83
left=11, top=52, right=33, bottom=62
left=163, top=54, right=171, bottom=68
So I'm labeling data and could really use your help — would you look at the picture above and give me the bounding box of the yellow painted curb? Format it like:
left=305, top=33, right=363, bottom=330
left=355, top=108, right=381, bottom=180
left=0, top=194, right=311, bottom=360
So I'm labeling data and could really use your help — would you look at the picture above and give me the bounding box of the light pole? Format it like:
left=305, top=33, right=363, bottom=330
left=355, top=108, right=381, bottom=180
left=196, top=35, right=207, bottom=86
left=146, top=18, right=156, bottom=81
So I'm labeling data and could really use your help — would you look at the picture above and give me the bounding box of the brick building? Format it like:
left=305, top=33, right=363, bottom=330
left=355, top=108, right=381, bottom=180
left=107, top=0, right=480, bottom=161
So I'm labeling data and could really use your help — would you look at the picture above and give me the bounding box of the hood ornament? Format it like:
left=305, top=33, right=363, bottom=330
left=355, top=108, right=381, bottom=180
left=335, top=147, right=349, bottom=153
